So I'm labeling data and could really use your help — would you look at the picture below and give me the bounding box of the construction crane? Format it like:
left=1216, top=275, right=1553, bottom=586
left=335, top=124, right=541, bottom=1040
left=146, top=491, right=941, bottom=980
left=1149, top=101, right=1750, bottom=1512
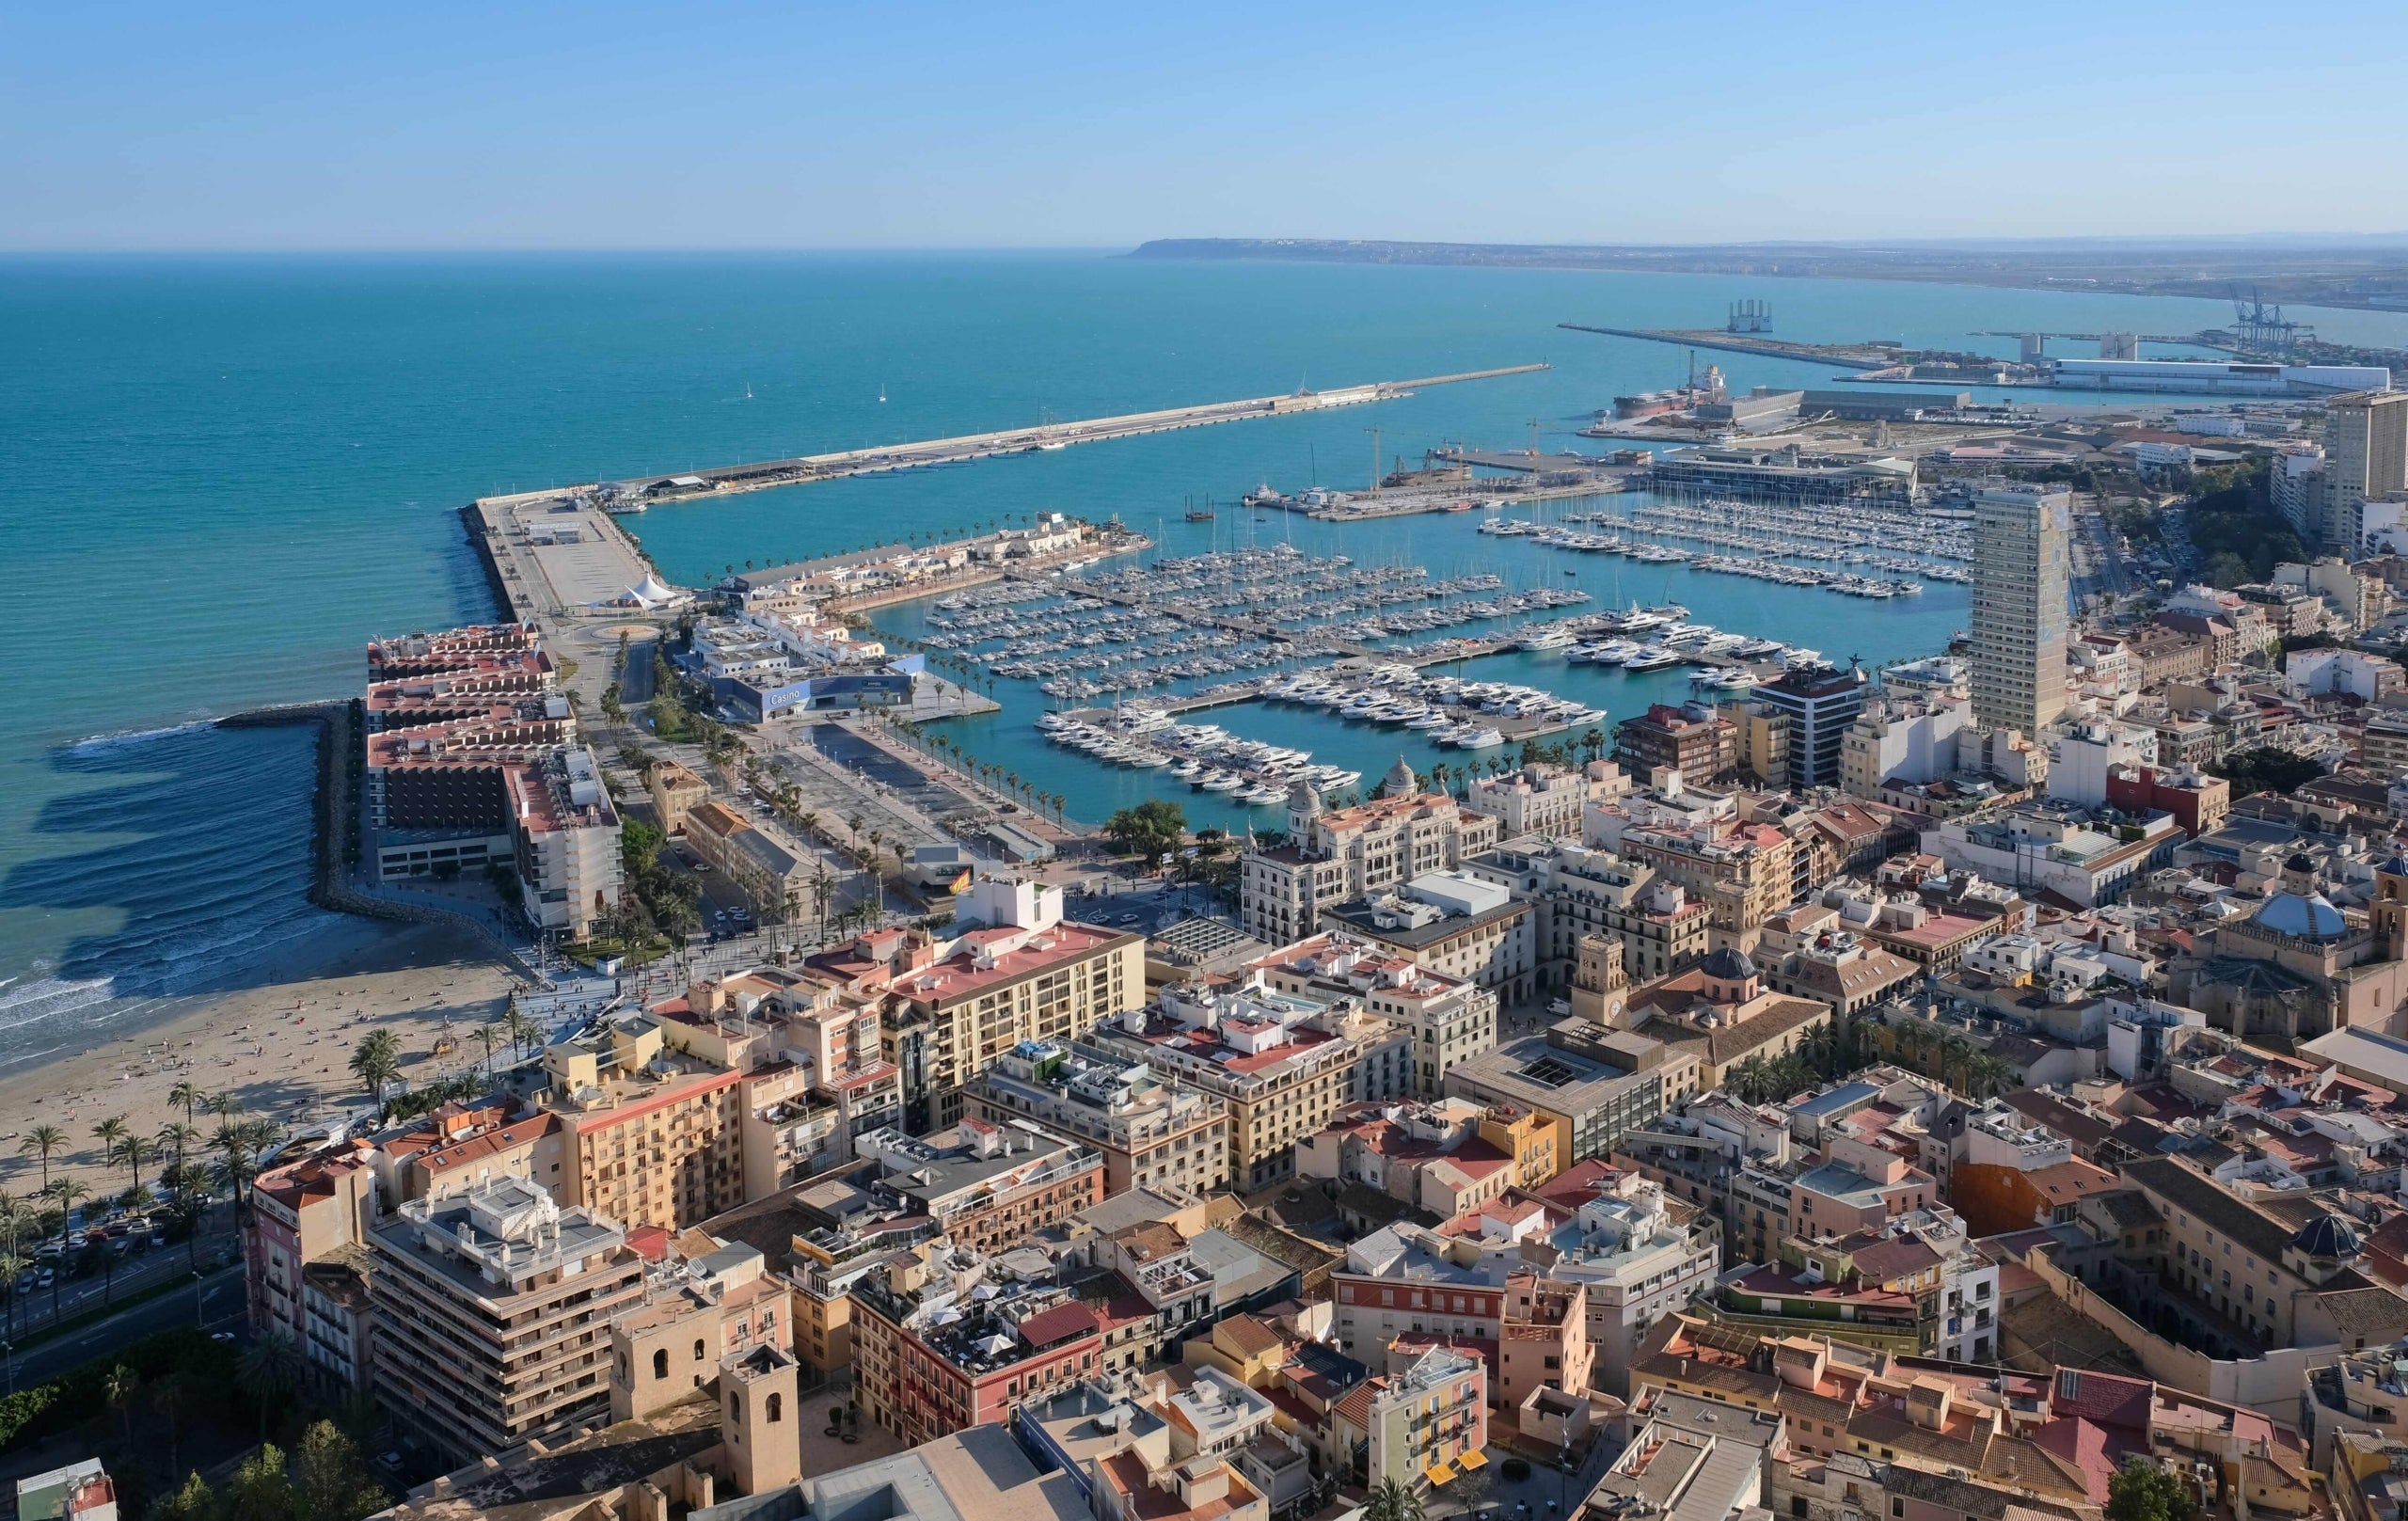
left=2229, top=285, right=2310, bottom=357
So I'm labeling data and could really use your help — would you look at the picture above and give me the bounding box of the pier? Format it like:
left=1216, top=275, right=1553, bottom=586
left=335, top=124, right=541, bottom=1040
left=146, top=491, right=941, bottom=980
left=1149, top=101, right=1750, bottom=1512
left=1557, top=324, right=1897, bottom=370
left=478, top=363, right=1549, bottom=513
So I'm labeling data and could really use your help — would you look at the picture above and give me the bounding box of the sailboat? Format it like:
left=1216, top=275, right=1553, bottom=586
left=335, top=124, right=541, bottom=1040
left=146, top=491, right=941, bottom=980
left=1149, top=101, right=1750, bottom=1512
left=878, top=381, right=887, bottom=404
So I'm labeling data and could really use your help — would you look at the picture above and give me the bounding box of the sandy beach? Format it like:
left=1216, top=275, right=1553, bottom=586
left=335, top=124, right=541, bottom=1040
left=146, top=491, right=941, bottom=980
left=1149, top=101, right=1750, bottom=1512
left=0, top=918, right=517, bottom=1199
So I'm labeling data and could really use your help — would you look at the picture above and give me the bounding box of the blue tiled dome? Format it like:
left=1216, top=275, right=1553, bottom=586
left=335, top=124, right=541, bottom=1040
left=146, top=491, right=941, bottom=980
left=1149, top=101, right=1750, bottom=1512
left=2292, top=1213, right=2362, bottom=1260
left=2253, top=891, right=2347, bottom=941
left=1700, top=947, right=1757, bottom=981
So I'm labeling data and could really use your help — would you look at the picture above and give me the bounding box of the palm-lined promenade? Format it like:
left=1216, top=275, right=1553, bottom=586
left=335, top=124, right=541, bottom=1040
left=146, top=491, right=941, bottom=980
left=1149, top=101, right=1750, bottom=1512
left=0, top=919, right=516, bottom=1342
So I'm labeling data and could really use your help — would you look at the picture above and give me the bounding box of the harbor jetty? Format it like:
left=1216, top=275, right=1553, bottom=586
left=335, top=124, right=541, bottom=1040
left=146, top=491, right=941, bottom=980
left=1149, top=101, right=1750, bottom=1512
left=482, top=363, right=1549, bottom=513
left=1557, top=323, right=1898, bottom=370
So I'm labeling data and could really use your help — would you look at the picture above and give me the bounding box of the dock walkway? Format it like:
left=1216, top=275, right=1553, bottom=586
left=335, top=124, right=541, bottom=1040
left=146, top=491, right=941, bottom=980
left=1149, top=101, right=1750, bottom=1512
left=476, top=363, right=1548, bottom=512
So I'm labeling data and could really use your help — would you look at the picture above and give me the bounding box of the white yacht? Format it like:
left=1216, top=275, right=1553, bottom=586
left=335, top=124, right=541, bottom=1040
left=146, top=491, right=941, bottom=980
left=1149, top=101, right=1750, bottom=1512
left=1452, top=726, right=1507, bottom=750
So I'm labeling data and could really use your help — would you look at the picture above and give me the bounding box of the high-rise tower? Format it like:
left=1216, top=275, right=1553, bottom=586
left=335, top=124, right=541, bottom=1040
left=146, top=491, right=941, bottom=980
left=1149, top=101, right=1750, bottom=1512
left=1970, top=483, right=2071, bottom=736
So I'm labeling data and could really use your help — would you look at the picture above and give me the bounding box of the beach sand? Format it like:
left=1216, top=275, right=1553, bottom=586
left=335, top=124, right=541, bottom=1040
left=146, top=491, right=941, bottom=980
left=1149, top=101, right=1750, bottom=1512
left=0, top=918, right=517, bottom=1198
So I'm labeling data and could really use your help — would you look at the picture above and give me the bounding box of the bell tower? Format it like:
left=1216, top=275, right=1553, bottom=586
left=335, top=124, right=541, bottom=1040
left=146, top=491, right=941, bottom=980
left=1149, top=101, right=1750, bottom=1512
left=1571, top=934, right=1629, bottom=1026
left=2374, top=855, right=2408, bottom=962
left=721, top=1344, right=800, bottom=1497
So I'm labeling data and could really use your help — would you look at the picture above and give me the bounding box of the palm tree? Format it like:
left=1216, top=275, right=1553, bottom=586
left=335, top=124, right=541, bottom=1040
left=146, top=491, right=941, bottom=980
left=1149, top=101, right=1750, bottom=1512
left=1362, top=1478, right=1426, bottom=1521
left=201, top=1092, right=245, bottom=1123
left=348, top=1030, right=404, bottom=1113
left=158, top=1120, right=199, bottom=1169
left=504, top=1008, right=538, bottom=1060
left=113, top=1133, right=157, bottom=1196
left=0, top=1249, right=22, bottom=1339
left=167, top=1081, right=203, bottom=1127
left=166, top=1185, right=212, bottom=1272
left=19, top=1124, right=68, bottom=1193
left=236, top=1330, right=306, bottom=1437
left=473, top=1022, right=500, bottom=1069
left=42, top=1177, right=87, bottom=1318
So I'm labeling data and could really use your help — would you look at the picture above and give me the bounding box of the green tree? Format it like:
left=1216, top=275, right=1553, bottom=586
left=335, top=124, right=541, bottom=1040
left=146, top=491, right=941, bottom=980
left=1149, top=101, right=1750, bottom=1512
left=226, top=1441, right=300, bottom=1521
left=168, top=1080, right=204, bottom=1126
left=154, top=1471, right=221, bottom=1521
left=298, top=1418, right=391, bottom=1521
left=1103, top=799, right=1187, bottom=863
left=2105, top=1459, right=2194, bottom=1521
left=113, top=1133, right=157, bottom=1196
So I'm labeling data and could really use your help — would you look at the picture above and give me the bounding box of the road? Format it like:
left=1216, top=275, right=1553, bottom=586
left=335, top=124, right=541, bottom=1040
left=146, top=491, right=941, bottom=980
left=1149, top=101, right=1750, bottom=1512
left=5, top=1263, right=245, bottom=1390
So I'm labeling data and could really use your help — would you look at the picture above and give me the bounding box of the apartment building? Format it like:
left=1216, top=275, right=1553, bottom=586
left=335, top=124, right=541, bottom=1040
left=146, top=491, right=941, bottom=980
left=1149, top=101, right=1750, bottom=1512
left=1460, top=759, right=1630, bottom=840
left=1752, top=666, right=1868, bottom=790
left=1618, top=815, right=1799, bottom=955
left=1461, top=840, right=1713, bottom=988
left=964, top=1040, right=1230, bottom=1196
left=544, top=1014, right=746, bottom=1230
left=645, top=759, right=710, bottom=837
left=1613, top=704, right=1736, bottom=783
left=246, top=1149, right=378, bottom=1394
left=1250, top=931, right=1498, bottom=1097
left=1322, top=875, right=1535, bottom=1004
left=853, top=1117, right=1103, bottom=1257
left=1969, top=483, right=2071, bottom=736
left=2323, top=390, right=2408, bottom=550
left=1241, top=771, right=1500, bottom=943
left=863, top=877, right=1147, bottom=1131
left=1080, top=978, right=1414, bottom=1190
left=1328, top=1346, right=1489, bottom=1492
left=681, top=800, right=809, bottom=920
left=850, top=1249, right=1104, bottom=1445
left=367, top=1178, right=645, bottom=1463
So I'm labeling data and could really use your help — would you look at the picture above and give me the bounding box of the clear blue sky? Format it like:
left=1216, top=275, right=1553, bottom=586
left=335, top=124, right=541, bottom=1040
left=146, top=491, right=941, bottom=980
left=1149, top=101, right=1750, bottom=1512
left=7, top=0, right=2403, bottom=251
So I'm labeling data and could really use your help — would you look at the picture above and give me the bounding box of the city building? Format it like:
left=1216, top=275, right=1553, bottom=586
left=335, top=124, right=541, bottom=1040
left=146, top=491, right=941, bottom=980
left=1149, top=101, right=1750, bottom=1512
left=1927, top=801, right=2177, bottom=909
left=1462, top=840, right=1713, bottom=990
left=1249, top=931, right=1498, bottom=1098
left=1840, top=692, right=1969, bottom=799
left=1969, top=483, right=2070, bottom=737
left=246, top=1147, right=378, bottom=1385
left=1460, top=760, right=1629, bottom=840
left=646, top=759, right=711, bottom=837
left=13, top=1462, right=117, bottom=1521
left=1613, top=705, right=1736, bottom=783
left=681, top=801, right=809, bottom=921
left=367, top=1178, right=646, bottom=1463
left=1623, top=947, right=1832, bottom=1091
left=1326, top=1346, right=1489, bottom=1492
left=1444, top=1007, right=1699, bottom=1163
left=1082, top=973, right=1413, bottom=1190
left=849, top=1246, right=1104, bottom=1446
left=2322, top=390, right=2408, bottom=550
left=543, top=1013, right=748, bottom=1230
left=1241, top=769, right=1499, bottom=944
left=853, top=1117, right=1104, bottom=1256
left=1752, top=666, right=1869, bottom=790
left=964, top=1039, right=1230, bottom=1197
left=607, top=1239, right=793, bottom=1423
left=1320, top=872, right=1534, bottom=1005
left=861, top=876, right=1147, bottom=1130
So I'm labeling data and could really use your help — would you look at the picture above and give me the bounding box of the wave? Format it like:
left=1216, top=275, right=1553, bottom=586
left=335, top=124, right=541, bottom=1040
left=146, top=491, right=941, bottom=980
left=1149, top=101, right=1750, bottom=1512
left=62, top=719, right=220, bottom=757
left=0, top=974, right=118, bottom=1030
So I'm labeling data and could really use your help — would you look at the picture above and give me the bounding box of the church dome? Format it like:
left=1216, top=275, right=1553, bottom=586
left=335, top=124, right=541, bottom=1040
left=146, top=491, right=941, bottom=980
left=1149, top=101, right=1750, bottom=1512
left=2253, top=891, right=2347, bottom=941
left=1383, top=755, right=1418, bottom=797
left=1700, top=946, right=1758, bottom=982
left=2377, top=854, right=2408, bottom=879
left=2283, top=852, right=2318, bottom=874
left=2292, top=1213, right=2362, bottom=1260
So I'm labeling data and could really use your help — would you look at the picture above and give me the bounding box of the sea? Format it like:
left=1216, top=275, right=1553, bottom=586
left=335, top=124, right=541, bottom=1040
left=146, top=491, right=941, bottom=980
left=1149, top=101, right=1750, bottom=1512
left=8, top=250, right=2408, bottom=1072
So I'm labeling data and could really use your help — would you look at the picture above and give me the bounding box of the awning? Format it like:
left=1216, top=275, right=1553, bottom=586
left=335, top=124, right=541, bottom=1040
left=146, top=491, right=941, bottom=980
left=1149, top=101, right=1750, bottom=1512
left=1424, top=1462, right=1457, bottom=1486
left=1455, top=1450, right=1489, bottom=1471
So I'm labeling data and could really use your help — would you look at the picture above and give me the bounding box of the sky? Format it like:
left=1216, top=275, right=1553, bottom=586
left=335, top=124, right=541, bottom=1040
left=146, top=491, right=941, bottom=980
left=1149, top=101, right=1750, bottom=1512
left=6, top=0, right=2406, bottom=251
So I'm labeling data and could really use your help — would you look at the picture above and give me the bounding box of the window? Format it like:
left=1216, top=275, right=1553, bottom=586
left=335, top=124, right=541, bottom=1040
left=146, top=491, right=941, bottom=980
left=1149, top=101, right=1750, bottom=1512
left=768, top=1392, right=782, bottom=1423
left=653, top=1349, right=669, bottom=1379
left=695, top=1339, right=707, bottom=1361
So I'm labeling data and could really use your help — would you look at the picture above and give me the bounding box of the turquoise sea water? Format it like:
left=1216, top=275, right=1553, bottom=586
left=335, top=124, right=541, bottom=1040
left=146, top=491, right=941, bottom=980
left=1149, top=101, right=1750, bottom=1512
left=8, top=252, right=2408, bottom=1068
